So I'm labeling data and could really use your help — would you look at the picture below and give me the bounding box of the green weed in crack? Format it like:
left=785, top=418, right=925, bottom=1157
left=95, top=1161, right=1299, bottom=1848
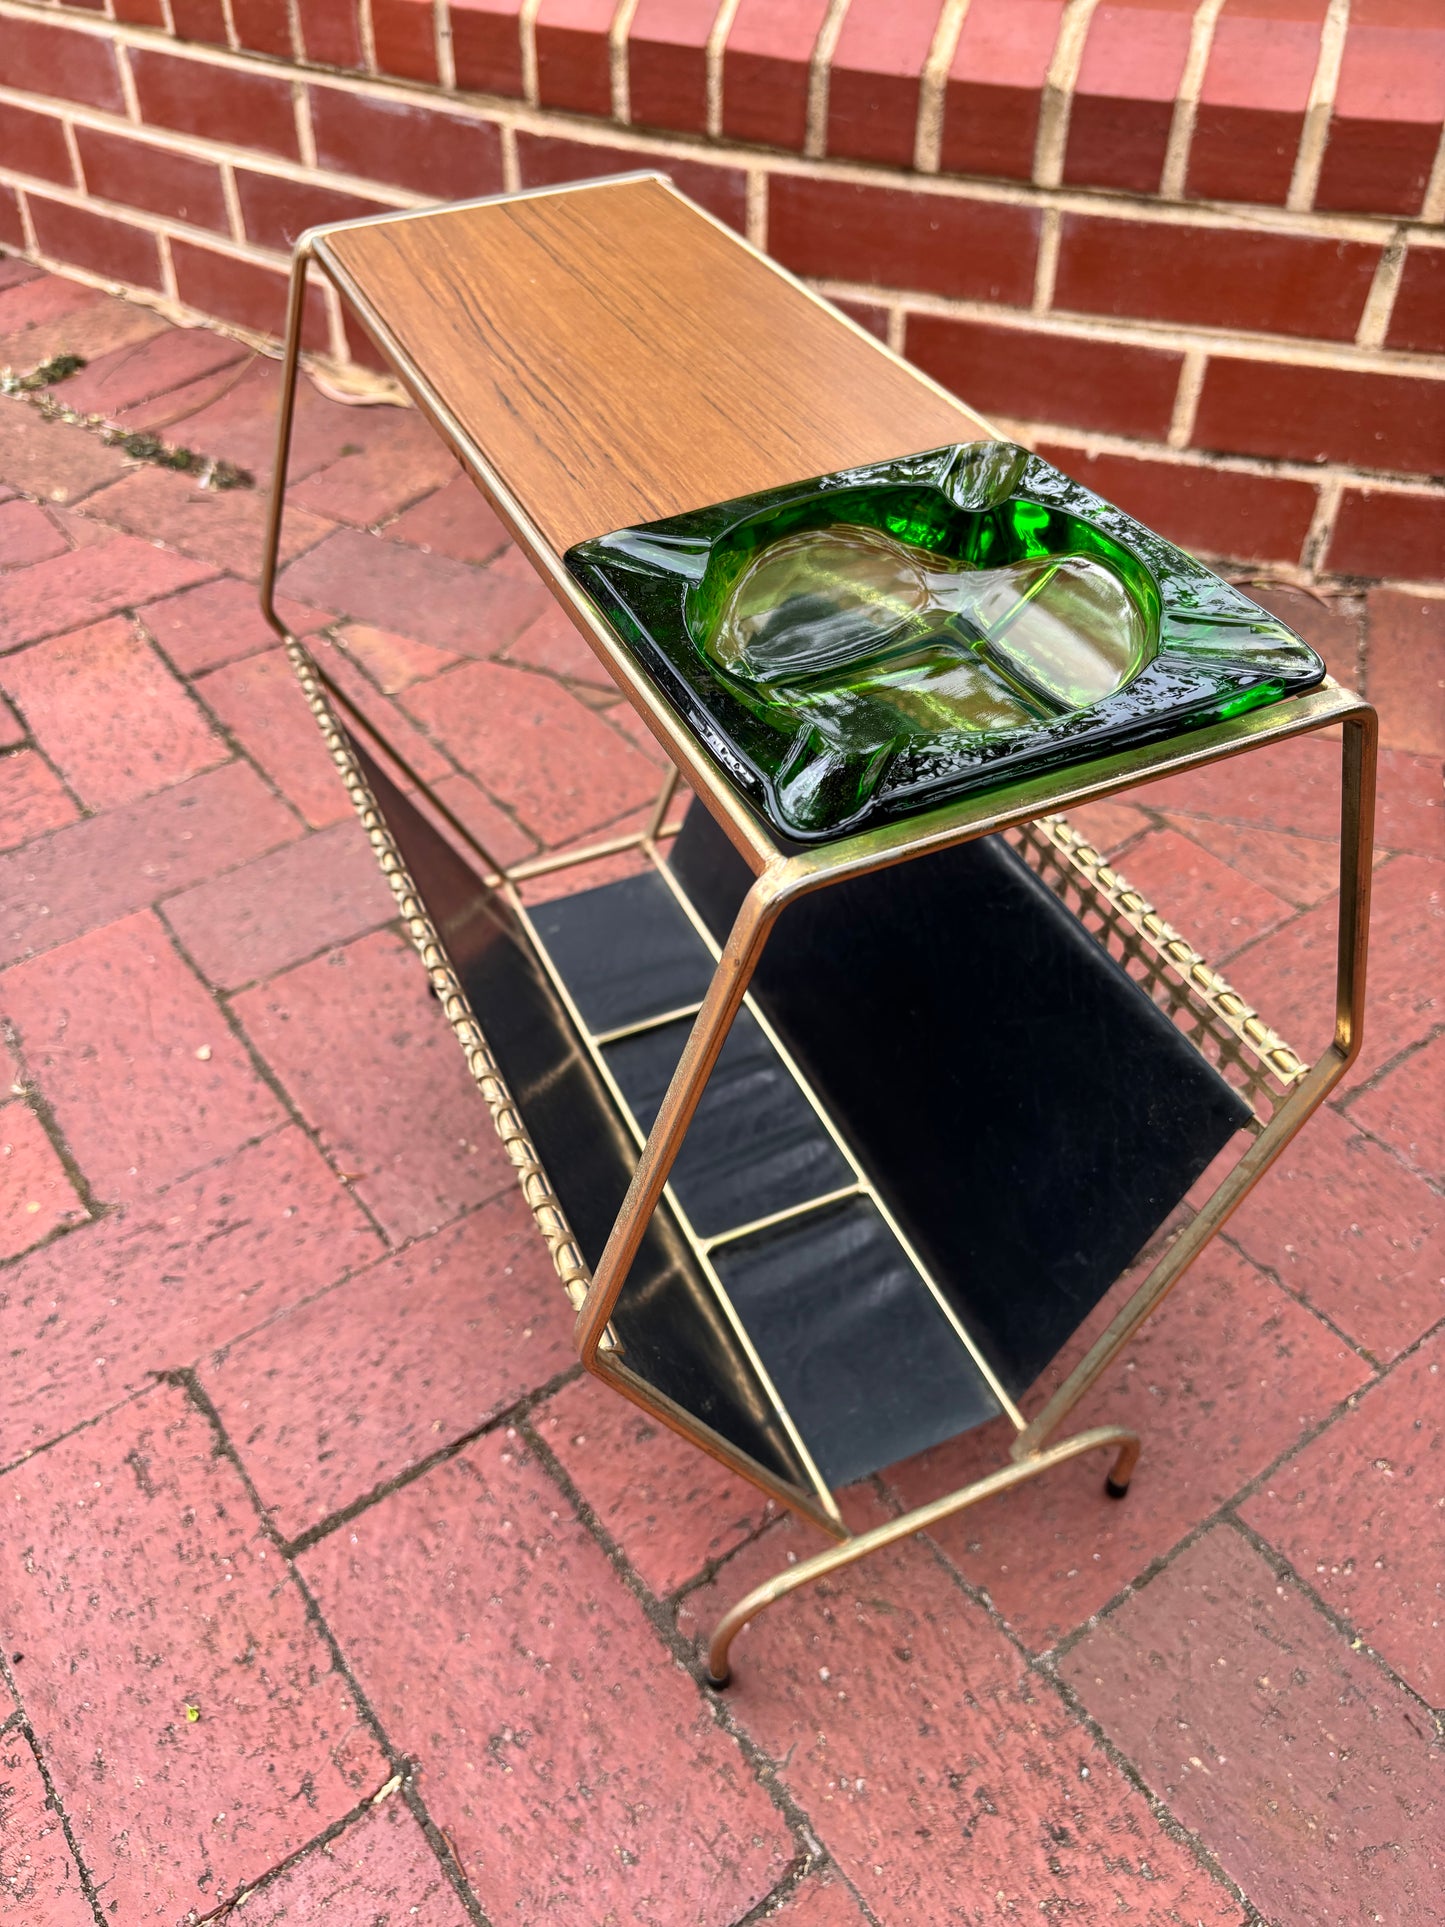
left=0, top=355, right=254, bottom=490
left=1, top=352, right=87, bottom=391
left=99, top=426, right=253, bottom=489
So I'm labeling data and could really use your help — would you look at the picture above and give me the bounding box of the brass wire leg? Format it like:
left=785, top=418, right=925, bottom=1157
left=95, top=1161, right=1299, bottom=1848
left=705, top=1427, right=1141, bottom=1689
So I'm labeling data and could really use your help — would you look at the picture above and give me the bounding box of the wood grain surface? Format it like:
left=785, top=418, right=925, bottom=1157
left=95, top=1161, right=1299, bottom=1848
left=321, top=177, right=992, bottom=554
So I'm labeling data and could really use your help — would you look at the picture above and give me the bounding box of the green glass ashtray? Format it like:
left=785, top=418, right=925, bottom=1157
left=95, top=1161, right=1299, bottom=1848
left=565, top=441, right=1325, bottom=841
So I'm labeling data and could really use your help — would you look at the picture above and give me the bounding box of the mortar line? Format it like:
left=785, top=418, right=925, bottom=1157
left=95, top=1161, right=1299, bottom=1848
left=58, top=115, right=85, bottom=191
left=0, top=1378, right=170, bottom=1481
left=519, top=0, right=541, bottom=107
left=913, top=0, right=972, bottom=175
left=182, top=1174, right=514, bottom=1340
left=357, top=0, right=377, bottom=73
left=321, top=274, right=349, bottom=362
left=1160, top=0, right=1226, bottom=200
left=1025, top=1647, right=1272, bottom=1922
left=481, top=116, right=510, bottom=192
left=0, top=41, right=1441, bottom=250
left=1214, top=1230, right=1381, bottom=1367
left=845, top=1484, right=1262, bottom=1918
left=293, top=78, right=318, bottom=168
left=892, top=1250, right=1445, bottom=1701
left=1149, top=801, right=1342, bottom=905
left=1166, top=347, right=1207, bottom=448
left=218, top=158, right=245, bottom=244
left=113, top=39, right=141, bottom=124
left=1031, top=1307, right=1445, bottom=1729
left=0, top=680, right=88, bottom=816
left=1423, top=116, right=1445, bottom=225
left=0, top=164, right=379, bottom=273
left=744, top=167, right=766, bottom=249
left=278, top=1360, right=585, bottom=1557
left=1288, top=0, right=1350, bottom=212
left=517, top=1411, right=840, bottom=1866
left=1351, top=575, right=1445, bottom=600
left=1223, top=851, right=1391, bottom=989
left=610, top=0, right=640, bottom=124
left=166, top=543, right=516, bottom=851
left=1229, top=1508, right=1445, bottom=1726
left=169, top=1366, right=497, bottom=1926
left=803, top=274, right=1445, bottom=376
left=1033, top=0, right=1101, bottom=189
left=893, top=1345, right=1444, bottom=1894
left=1323, top=1021, right=1445, bottom=1173
left=705, top=0, right=742, bottom=141
left=1301, top=472, right=1345, bottom=573
left=1032, top=206, right=1061, bottom=313
left=155, top=909, right=397, bottom=1251
left=733, top=1857, right=883, bottom=1927
left=985, top=415, right=1441, bottom=492
left=12, top=181, right=37, bottom=254
left=0, top=1173, right=544, bottom=1485
left=804, top=0, right=852, bottom=159
left=1355, top=225, right=1408, bottom=349
left=186, top=1781, right=424, bottom=1923
left=0, top=1712, right=111, bottom=1927
left=435, top=0, right=456, bottom=93
left=664, top=1498, right=790, bottom=1612
left=0, top=1012, right=109, bottom=1228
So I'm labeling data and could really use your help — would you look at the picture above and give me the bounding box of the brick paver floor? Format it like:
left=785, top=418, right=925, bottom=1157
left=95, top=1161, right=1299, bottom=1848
left=0, top=257, right=1440, bottom=1926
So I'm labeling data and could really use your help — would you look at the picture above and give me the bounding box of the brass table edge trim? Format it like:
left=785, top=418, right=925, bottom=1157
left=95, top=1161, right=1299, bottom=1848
left=771, top=682, right=1370, bottom=899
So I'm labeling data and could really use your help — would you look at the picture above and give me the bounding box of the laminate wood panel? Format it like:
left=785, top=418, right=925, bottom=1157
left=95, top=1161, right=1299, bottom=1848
left=320, top=176, right=992, bottom=554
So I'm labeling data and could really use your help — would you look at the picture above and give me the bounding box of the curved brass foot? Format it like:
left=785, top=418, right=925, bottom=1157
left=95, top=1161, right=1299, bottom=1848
left=706, top=1424, right=1141, bottom=1689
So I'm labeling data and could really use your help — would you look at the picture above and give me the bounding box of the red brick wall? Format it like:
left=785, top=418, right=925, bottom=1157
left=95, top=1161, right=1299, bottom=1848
left=1, top=0, right=1441, bottom=581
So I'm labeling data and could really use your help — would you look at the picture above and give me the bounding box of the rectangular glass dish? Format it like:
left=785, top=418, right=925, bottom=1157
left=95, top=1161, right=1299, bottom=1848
left=565, top=441, right=1326, bottom=840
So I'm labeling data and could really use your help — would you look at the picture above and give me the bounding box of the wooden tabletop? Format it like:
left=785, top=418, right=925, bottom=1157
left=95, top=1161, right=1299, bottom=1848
left=318, top=176, right=991, bottom=556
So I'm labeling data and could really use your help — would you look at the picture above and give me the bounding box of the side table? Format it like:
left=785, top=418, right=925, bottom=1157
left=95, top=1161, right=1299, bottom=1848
left=258, top=176, right=1374, bottom=1687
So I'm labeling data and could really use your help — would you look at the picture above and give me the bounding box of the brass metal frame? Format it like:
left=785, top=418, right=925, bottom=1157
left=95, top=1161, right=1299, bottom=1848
left=260, top=185, right=1376, bottom=1687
